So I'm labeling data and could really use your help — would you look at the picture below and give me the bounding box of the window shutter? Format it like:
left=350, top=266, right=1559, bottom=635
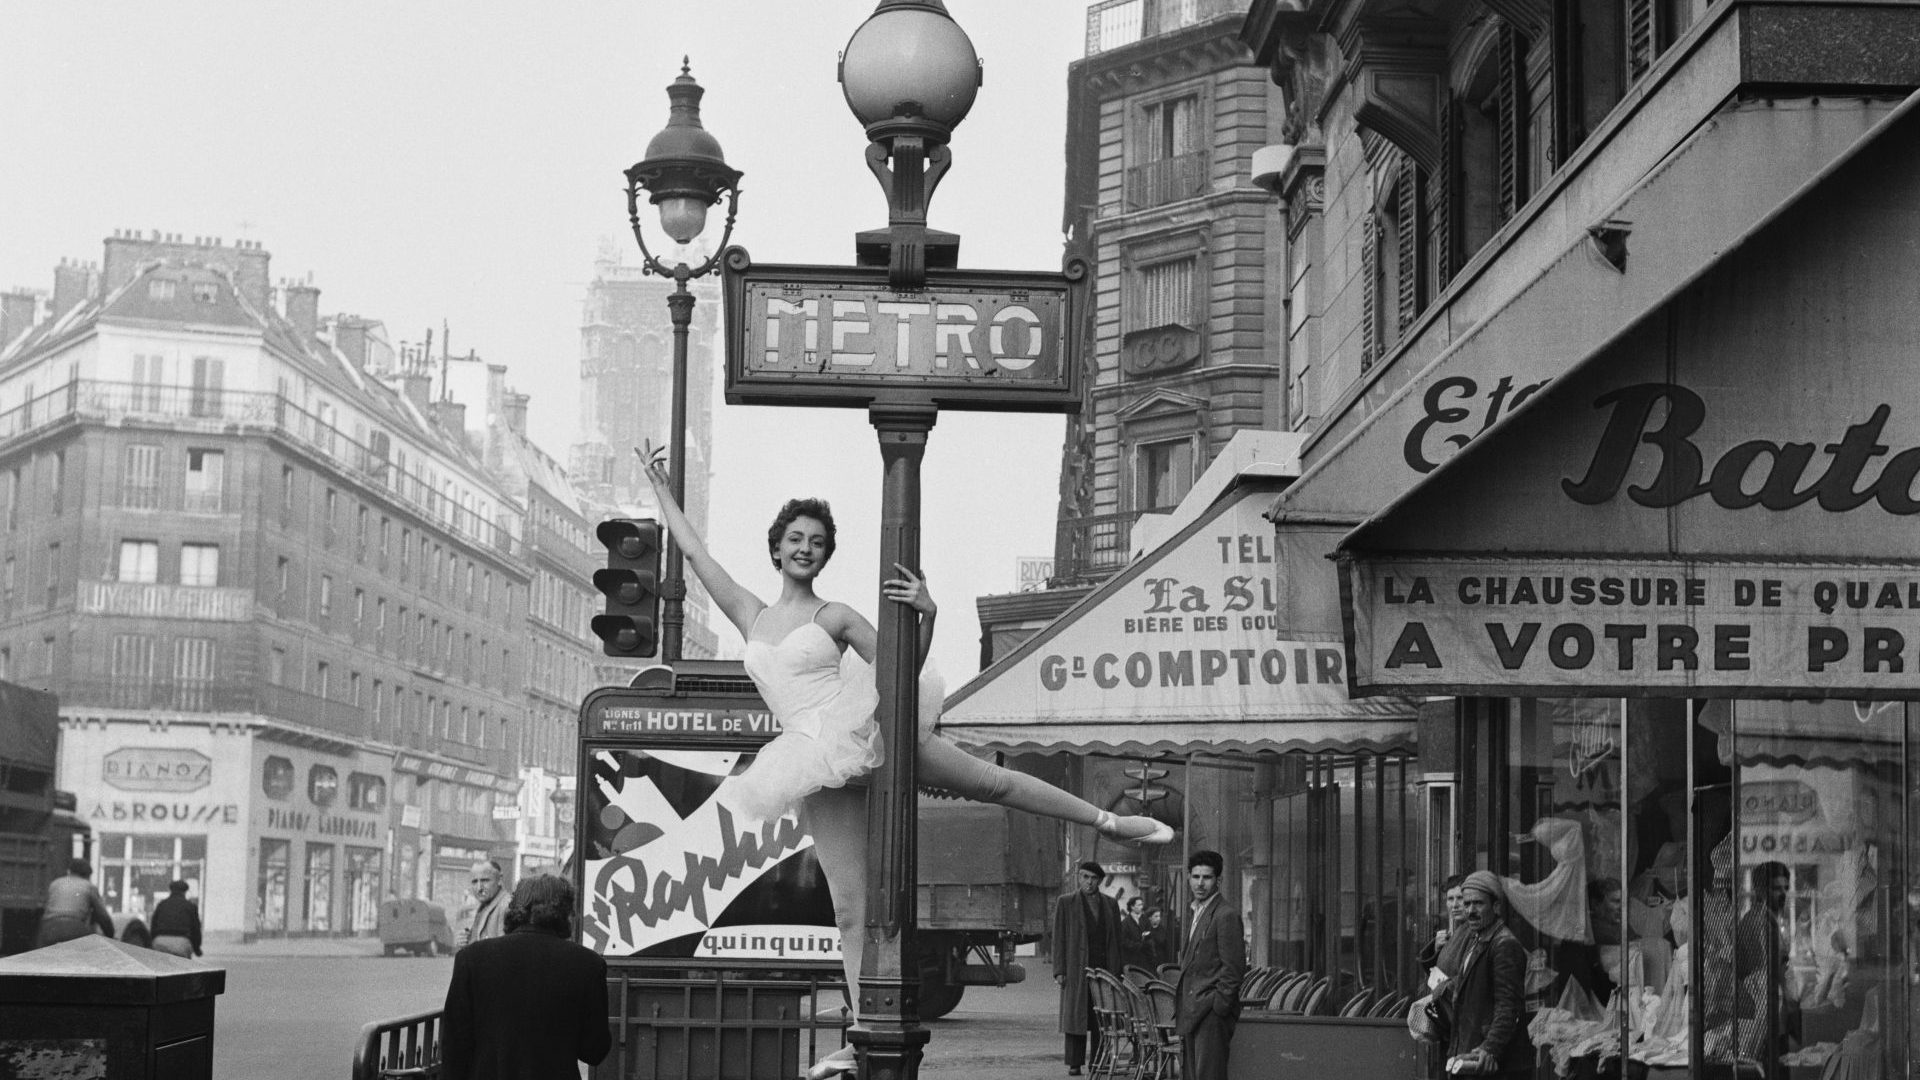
left=1431, top=98, right=1459, bottom=287
left=1360, top=215, right=1379, bottom=374
left=1396, top=156, right=1422, bottom=332
left=1496, top=25, right=1523, bottom=224
left=1626, top=0, right=1658, bottom=80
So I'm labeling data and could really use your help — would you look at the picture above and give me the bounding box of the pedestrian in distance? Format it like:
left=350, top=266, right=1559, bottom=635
left=1177, top=850, right=1246, bottom=1080
left=458, top=859, right=508, bottom=949
left=1418, top=873, right=1468, bottom=975
left=441, top=874, right=611, bottom=1080
left=36, top=858, right=114, bottom=948
left=1144, top=907, right=1178, bottom=968
left=639, top=445, right=1174, bottom=1080
left=1053, top=861, right=1122, bottom=1076
left=1118, top=894, right=1152, bottom=971
left=1434, top=870, right=1532, bottom=1077
left=148, top=880, right=203, bottom=958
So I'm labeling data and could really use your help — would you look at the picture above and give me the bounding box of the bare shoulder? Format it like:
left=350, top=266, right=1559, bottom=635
left=814, top=600, right=871, bottom=639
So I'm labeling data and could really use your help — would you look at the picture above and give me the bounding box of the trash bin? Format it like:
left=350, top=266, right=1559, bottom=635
left=0, top=933, right=226, bottom=1079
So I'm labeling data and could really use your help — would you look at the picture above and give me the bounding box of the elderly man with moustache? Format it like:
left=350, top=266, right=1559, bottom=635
left=1054, top=860, right=1122, bottom=1076
left=1177, top=850, right=1246, bottom=1080
left=1434, top=870, right=1533, bottom=1077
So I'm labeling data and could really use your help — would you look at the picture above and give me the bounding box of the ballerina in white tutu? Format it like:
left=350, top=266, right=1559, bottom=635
left=640, top=448, right=1172, bottom=1076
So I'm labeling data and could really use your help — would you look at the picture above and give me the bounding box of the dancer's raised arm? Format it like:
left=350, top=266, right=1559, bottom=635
left=636, top=445, right=762, bottom=638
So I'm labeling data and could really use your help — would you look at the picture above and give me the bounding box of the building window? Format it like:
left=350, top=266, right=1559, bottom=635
left=184, top=449, right=224, bottom=512
left=48, top=451, right=64, bottom=515
left=344, top=846, right=382, bottom=934
left=4, top=468, right=17, bottom=530
left=257, top=838, right=289, bottom=933
left=269, top=646, right=286, bottom=686
left=189, top=356, right=224, bottom=418
left=148, top=278, right=176, bottom=302
left=173, top=638, right=215, bottom=710
left=1454, top=25, right=1531, bottom=266
left=376, top=599, right=388, bottom=647
left=281, top=465, right=295, bottom=514
left=1128, top=92, right=1207, bottom=209
left=349, top=671, right=362, bottom=707
left=192, top=281, right=217, bottom=304
left=1131, top=257, right=1198, bottom=332
left=319, top=574, right=333, bottom=617
left=122, top=444, right=162, bottom=509
left=96, top=834, right=206, bottom=918
left=371, top=679, right=385, bottom=734
left=348, top=773, right=386, bottom=812
left=263, top=756, right=295, bottom=799
left=131, top=354, right=165, bottom=411
left=1136, top=438, right=1196, bottom=511
left=354, top=588, right=365, bottom=625
left=400, top=529, right=411, bottom=577
left=304, top=844, right=334, bottom=933
left=109, top=634, right=156, bottom=707
left=118, top=540, right=159, bottom=583
left=277, top=556, right=291, bottom=599
left=179, top=543, right=219, bottom=587
left=2, top=557, right=12, bottom=606
left=0, top=647, right=9, bottom=680
left=45, top=542, right=60, bottom=607
left=309, top=765, right=339, bottom=807
left=314, top=660, right=331, bottom=699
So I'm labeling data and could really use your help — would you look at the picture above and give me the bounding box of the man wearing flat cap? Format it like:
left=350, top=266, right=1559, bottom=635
left=1053, top=860, right=1121, bottom=1075
left=1434, top=870, right=1533, bottom=1076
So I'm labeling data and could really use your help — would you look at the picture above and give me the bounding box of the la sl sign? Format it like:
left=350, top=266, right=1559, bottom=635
left=721, top=247, right=1088, bottom=413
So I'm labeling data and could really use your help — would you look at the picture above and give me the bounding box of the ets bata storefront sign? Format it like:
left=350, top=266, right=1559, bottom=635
left=1346, top=557, right=1920, bottom=697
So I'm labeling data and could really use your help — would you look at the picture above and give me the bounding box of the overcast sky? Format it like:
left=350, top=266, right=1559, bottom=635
left=0, top=1, right=1087, bottom=683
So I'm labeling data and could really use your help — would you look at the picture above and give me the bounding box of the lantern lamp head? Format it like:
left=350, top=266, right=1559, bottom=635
left=839, top=0, right=982, bottom=145
left=625, top=59, right=742, bottom=245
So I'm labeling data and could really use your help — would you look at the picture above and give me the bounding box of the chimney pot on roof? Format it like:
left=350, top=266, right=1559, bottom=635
left=284, top=282, right=321, bottom=343
left=0, top=291, right=39, bottom=350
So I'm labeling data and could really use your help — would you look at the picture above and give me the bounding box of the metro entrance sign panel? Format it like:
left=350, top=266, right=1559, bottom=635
left=721, top=248, right=1088, bottom=412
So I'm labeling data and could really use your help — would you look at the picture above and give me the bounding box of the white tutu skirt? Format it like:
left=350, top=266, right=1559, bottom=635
left=728, top=653, right=945, bottom=822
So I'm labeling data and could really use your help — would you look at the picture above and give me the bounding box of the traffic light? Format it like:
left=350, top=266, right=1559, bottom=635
left=591, top=519, right=664, bottom=657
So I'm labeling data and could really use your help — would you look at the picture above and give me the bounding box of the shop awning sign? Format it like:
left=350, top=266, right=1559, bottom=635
left=721, top=250, right=1089, bottom=413
left=1345, top=556, right=1920, bottom=698
left=942, top=483, right=1418, bottom=755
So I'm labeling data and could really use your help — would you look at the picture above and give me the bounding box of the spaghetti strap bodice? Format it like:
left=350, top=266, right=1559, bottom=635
left=742, top=622, right=846, bottom=738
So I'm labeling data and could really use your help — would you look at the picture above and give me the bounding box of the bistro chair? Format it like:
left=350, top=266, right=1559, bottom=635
left=1337, top=987, right=1374, bottom=1017
left=1144, top=979, right=1183, bottom=1080
left=1155, top=963, right=1183, bottom=983
left=1369, top=991, right=1409, bottom=1019
left=1269, top=972, right=1311, bottom=1013
left=1123, top=964, right=1158, bottom=989
left=1088, top=969, right=1143, bottom=1080
left=1300, top=976, right=1332, bottom=1016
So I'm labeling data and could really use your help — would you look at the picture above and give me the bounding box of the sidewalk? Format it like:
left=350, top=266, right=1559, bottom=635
left=201, top=935, right=391, bottom=961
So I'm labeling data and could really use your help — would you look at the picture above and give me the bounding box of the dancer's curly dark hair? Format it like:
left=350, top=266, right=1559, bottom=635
left=767, top=498, right=836, bottom=569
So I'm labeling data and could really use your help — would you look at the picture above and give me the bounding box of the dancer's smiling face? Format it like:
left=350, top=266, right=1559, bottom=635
left=777, top=516, right=832, bottom=579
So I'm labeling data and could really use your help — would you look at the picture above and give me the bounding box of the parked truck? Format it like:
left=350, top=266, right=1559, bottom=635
left=0, top=681, right=101, bottom=955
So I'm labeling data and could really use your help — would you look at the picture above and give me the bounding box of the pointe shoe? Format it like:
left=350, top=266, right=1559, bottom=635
left=1096, top=810, right=1175, bottom=845
left=806, top=1044, right=858, bottom=1080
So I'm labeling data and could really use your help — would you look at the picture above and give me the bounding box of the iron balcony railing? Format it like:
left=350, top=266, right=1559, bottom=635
left=1126, top=151, right=1211, bottom=211
left=1053, top=509, right=1147, bottom=585
left=1085, top=0, right=1249, bottom=55
left=0, top=379, right=522, bottom=559
left=52, top=678, right=367, bottom=739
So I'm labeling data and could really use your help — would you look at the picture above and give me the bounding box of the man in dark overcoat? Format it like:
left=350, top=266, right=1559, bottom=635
left=441, top=874, right=611, bottom=1080
left=1053, top=860, right=1122, bottom=1076
left=1177, top=849, right=1246, bottom=1080
left=1436, top=870, right=1533, bottom=1078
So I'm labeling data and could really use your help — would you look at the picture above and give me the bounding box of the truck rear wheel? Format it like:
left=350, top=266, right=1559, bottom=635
left=917, top=971, right=965, bottom=1019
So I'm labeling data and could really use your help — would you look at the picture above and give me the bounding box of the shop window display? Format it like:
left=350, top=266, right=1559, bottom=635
left=257, top=837, right=289, bottom=934
left=96, top=832, right=206, bottom=918
left=305, top=842, right=335, bottom=933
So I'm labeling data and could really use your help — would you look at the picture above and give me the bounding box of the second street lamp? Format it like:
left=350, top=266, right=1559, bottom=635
left=624, top=58, right=743, bottom=663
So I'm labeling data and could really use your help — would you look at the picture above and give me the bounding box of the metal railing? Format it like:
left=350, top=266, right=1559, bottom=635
left=1126, top=151, right=1210, bottom=210
left=352, top=1008, right=441, bottom=1080
left=1085, top=0, right=1249, bottom=55
left=1052, top=509, right=1146, bottom=584
left=0, top=379, right=522, bottom=558
left=53, top=678, right=367, bottom=738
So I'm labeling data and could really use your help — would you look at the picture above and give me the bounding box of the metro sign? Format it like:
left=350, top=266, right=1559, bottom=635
left=722, top=248, right=1088, bottom=412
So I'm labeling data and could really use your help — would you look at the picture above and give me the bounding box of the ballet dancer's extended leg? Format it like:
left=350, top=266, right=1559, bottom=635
left=914, top=734, right=1171, bottom=843
left=801, top=784, right=869, bottom=1033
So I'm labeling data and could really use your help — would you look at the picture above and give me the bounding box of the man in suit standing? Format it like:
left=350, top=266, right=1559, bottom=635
left=441, top=874, right=611, bottom=1080
left=1177, top=850, right=1246, bottom=1080
left=1054, top=860, right=1122, bottom=1076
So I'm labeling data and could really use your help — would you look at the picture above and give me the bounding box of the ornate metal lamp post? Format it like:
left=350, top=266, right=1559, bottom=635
left=837, top=6, right=980, bottom=1080
left=624, top=59, right=743, bottom=662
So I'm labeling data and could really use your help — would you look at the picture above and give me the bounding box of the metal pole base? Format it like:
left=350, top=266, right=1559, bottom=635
left=847, top=1022, right=931, bottom=1080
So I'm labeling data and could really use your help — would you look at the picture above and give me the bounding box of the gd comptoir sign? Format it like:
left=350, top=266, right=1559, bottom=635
left=721, top=248, right=1088, bottom=413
